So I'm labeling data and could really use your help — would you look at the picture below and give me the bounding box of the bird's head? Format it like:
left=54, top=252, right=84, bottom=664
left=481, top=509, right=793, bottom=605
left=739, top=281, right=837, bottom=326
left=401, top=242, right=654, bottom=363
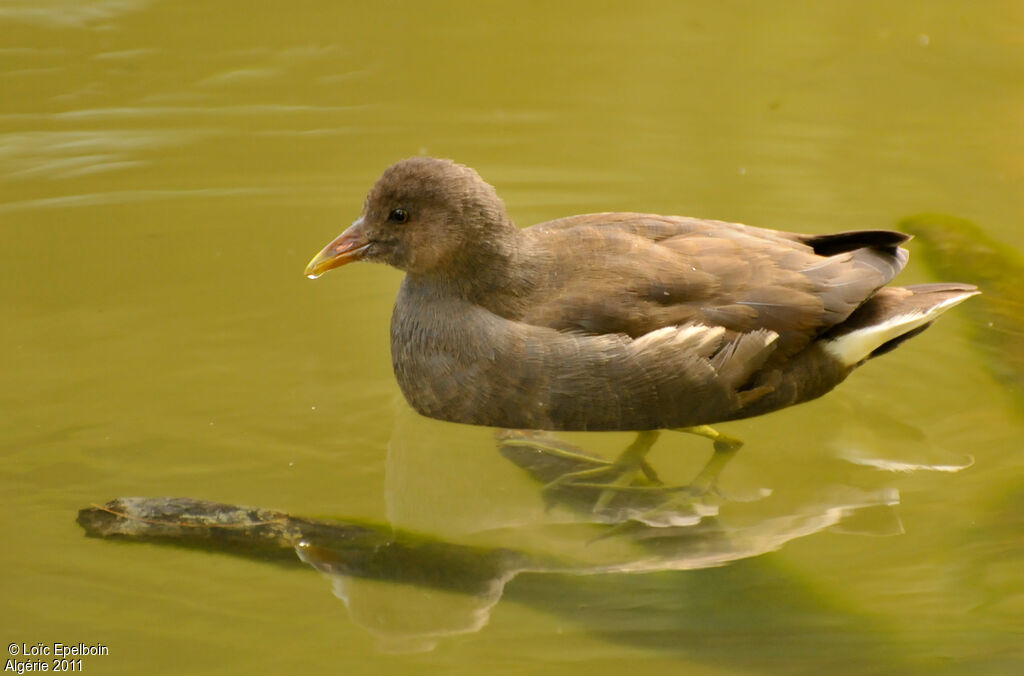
left=304, top=157, right=513, bottom=279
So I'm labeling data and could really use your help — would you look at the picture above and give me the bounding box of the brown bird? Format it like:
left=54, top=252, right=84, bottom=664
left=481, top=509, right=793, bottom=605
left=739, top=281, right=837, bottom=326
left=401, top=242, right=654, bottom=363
left=305, top=157, right=977, bottom=497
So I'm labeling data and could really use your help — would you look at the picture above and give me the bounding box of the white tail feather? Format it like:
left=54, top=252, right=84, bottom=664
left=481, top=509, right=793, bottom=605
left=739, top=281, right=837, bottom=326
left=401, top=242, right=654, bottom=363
left=823, top=291, right=975, bottom=367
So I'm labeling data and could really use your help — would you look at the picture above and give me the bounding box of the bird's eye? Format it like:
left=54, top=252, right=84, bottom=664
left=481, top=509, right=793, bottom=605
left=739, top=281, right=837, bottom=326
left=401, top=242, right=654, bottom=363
left=388, top=208, right=409, bottom=224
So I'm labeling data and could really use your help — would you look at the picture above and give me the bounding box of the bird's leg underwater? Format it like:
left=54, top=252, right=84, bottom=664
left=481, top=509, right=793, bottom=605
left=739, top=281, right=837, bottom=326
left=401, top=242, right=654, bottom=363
left=495, top=429, right=661, bottom=484
left=534, top=426, right=743, bottom=513
left=672, top=425, right=744, bottom=495
left=496, top=430, right=669, bottom=516
left=496, top=425, right=745, bottom=520
left=564, top=430, right=663, bottom=511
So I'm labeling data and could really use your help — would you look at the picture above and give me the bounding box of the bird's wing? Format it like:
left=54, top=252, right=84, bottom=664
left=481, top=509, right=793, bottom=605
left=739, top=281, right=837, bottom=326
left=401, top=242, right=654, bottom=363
left=520, top=213, right=909, bottom=357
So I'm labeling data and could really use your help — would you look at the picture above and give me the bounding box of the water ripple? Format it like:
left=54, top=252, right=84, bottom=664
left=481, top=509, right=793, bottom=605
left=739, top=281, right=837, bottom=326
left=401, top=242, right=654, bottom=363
left=0, top=103, right=368, bottom=121
left=0, top=0, right=154, bottom=28
left=0, top=187, right=285, bottom=213
left=0, top=130, right=201, bottom=179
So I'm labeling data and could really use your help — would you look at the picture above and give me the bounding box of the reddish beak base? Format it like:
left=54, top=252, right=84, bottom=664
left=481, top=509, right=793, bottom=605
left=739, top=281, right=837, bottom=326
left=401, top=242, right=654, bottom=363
left=304, top=221, right=370, bottom=279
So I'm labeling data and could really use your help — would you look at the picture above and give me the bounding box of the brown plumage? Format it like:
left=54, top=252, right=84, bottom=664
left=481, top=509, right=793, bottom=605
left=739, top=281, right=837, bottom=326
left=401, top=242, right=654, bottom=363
left=305, top=157, right=978, bottom=431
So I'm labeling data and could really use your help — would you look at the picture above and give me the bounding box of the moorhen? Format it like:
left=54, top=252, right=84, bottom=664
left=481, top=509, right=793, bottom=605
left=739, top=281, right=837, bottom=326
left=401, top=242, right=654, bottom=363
left=305, top=157, right=977, bottom=497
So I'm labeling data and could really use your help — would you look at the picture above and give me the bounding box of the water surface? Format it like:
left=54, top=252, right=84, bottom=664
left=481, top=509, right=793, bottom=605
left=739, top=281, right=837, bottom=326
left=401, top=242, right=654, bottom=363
left=3, top=2, right=1022, bottom=674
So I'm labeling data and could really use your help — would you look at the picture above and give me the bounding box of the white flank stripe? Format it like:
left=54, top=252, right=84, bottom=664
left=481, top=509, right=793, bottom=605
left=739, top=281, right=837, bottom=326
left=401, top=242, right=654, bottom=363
left=631, top=324, right=724, bottom=351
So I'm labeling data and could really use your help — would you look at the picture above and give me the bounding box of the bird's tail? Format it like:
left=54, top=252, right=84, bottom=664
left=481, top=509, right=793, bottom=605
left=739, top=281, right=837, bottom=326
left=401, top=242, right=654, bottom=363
left=821, top=283, right=979, bottom=367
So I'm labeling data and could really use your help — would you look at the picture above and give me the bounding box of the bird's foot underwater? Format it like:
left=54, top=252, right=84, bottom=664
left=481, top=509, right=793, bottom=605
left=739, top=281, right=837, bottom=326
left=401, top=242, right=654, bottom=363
left=559, top=471, right=727, bottom=522
left=568, top=426, right=743, bottom=514
left=536, top=430, right=665, bottom=513
left=497, top=426, right=750, bottom=526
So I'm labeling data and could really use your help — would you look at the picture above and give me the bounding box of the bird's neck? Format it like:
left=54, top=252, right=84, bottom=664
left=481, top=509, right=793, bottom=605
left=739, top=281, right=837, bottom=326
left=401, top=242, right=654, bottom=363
left=405, top=222, right=537, bottom=317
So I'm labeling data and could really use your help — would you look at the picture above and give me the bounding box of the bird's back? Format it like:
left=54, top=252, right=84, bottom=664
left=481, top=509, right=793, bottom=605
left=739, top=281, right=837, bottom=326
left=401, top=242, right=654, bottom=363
left=517, top=213, right=910, bottom=358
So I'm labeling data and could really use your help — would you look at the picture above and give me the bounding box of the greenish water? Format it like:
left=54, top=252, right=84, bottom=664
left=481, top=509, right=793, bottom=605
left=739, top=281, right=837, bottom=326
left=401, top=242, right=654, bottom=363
left=2, top=1, right=1022, bottom=674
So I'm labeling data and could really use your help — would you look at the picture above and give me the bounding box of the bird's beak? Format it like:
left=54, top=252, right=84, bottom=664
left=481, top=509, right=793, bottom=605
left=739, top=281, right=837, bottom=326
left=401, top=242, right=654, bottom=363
left=304, top=218, right=371, bottom=279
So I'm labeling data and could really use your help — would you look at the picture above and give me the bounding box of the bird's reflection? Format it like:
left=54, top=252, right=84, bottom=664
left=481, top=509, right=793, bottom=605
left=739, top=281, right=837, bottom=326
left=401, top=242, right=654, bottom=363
left=293, top=423, right=904, bottom=656
left=79, top=402, right=913, bottom=663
